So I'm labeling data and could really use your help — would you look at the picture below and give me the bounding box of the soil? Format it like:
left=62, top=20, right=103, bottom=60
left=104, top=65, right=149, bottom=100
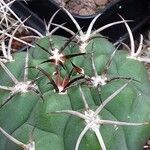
left=11, top=30, right=36, bottom=51
left=0, top=29, right=36, bottom=56
left=54, top=0, right=113, bottom=16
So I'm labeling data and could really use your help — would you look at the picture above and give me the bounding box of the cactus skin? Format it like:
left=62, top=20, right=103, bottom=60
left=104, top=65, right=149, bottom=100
left=0, top=35, right=150, bottom=150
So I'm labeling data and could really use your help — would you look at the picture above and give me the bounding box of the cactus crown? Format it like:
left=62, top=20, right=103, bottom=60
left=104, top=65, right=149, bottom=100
left=0, top=2, right=150, bottom=150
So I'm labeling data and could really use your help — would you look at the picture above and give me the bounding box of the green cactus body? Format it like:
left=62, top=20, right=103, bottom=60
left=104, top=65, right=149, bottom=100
left=0, top=34, right=150, bottom=150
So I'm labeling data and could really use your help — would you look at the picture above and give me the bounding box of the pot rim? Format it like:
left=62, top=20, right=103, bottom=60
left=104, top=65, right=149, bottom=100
left=48, top=0, right=125, bottom=19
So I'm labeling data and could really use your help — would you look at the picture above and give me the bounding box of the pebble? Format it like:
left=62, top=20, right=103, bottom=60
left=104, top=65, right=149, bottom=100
left=94, top=0, right=108, bottom=6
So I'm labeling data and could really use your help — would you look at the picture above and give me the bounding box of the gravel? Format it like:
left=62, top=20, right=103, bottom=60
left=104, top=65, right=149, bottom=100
left=54, top=0, right=112, bottom=15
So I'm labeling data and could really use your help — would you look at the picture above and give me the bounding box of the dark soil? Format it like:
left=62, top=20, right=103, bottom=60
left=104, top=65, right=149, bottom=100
left=54, top=0, right=112, bottom=16
left=11, top=30, right=35, bottom=51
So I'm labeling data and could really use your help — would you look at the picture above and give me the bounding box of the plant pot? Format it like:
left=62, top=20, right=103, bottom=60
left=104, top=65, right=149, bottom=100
left=8, top=1, right=46, bottom=51
left=26, top=0, right=150, bottom=42
left=11, top=1, right=45, bottom=35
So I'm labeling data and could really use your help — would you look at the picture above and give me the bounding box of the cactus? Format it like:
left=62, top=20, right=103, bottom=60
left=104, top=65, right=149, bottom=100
left=0, top=3, right=150, bottom=150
